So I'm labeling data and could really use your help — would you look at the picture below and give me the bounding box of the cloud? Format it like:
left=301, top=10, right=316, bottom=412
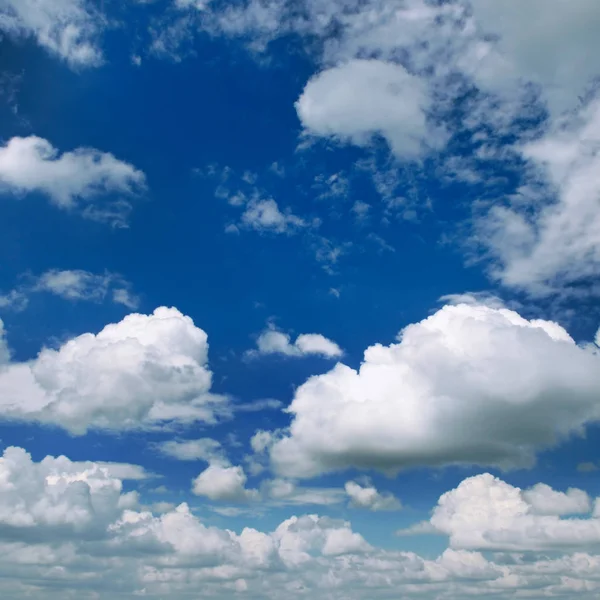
left=465, top=0, right=600, bottom=115
left=6, top=445, right=600, bottom=598
left=297, top=59, right=441, bottom=159
left=249, top=324, right=343, bottom=359
left=480, top=98, right=600, bottom=297
left=345, top=480, right=402, bottom=511
left=0, top=269, right=139, bottom=312
left=404, top=473, right=600, bottom=552
left=156, top=438, right=226, bottom=462
left=0, top=269, right=139, bottom=311
left=0, top=136, right=146, bottom=226
left=0, top=446, right=138, bottom=540
left=268, top=303, right=600, bottom=478
left=192, top=464, right=258, bottom=502
left=0, top=0, right=103, bottom=67
left=0, top=307, right=229, bottom=435
left=240, top=198, right=307, bottom=234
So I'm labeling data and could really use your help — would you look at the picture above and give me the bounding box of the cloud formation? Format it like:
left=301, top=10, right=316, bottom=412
left=269, top=303, right=600, bottom=477
left=249, top=324, right=343, bottom=359
left=0, top=307, right=228, bottom=434
left=0, top=136, right=146, bottom=226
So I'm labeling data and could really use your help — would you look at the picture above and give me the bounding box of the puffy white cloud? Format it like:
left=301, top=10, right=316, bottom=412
left=192, top=464, right=257, bottom=501
left=297, top=59, right=440, bottom=159
left=481, top=99, right=600, bottom=297
left=0, top=136, right=146, bottom=226
left=417, top=473, right=600, bottom=552
left=157, top=438, right=226, bottom=462
left=250, top=324, right=343, bottom=359
left=5, top=448, right=600, bottom=599
left=345, top=480, right=402, bottom=511
left=0, top=0, right=103, bottom=67
left=522, top=483, right=591, bottom=516
left=269, top=303, right=600, bottom=477
left=0, top=446, right=137, bottom=539
left=0, top=307, right=228, bottom=434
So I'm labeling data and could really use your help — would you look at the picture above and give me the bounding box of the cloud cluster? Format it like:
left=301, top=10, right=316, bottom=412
left=0, top=136, right=146, bottom=226
left=268, top=303, right=600, bottom=477
left=0, top=307, right=228, bottom=434
left=5, top=445, right=600, bottom=599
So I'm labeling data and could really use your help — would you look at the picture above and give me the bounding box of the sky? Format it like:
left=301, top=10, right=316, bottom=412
left=0, top=0, right=600, bottom=598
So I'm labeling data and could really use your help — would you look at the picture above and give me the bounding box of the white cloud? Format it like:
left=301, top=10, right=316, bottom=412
left=240, top=198, right=307, bottom=234
left=465, top=0, right=600, bottom=115
left=0, top=136, right=146, bottom=226
left=0, top=269, right=139, bottom=312
left=0, top=307, right=229, bottom=435
left=0, top=446, right=135, bottom=538
left=249, top=324, right=343, bottom=359
left=481, top=98, right=600, bottom=297
left=157, top=438, right=226, bottom=463
left=522, top=483, right=591, bottom=516
left=345, top=480, right=402, bottom=511
left=0, top=0, right=103, bottom=67
left=409, top=473, right=600, bottom=552
left=297, top=59, right=440, bottom=160
left=268, top=303, right=600, bottom=478
left=5, top=446, right=600, bottom=599
left=192, top=464, right=257, bottom=502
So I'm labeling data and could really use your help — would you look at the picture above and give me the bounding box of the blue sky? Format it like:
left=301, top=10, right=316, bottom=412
left=1, top=0, right=600, bottom=598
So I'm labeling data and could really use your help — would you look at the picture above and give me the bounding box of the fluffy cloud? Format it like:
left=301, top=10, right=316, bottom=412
left=268, top=303, right=600, bottom=478
left=0, top=0, right=103, bottom=67
left=0, top=446, right=139, bottom=539
left=481, top=99, right=600, bottom=296
left=192, top=464, right=257, bottom=501
left=0, top=307, right=228, bottom=434
left=297, top=59, right=440, bottom=159
left=6, top=446, right=600, bottom=598
left=345, top=480, right=402, bottom=511
left=410, top=473, right=600, bottom=552
left=249, top=324, right=343, bottom=359
left=0, top=269, right=139, bottom=311
left=0, top=136, right=146, bottom=226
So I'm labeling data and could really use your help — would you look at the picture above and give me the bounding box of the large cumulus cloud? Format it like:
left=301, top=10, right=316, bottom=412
left=269, top=303, right=600, bottom=477
left=0, top=307, right=228, bottom=434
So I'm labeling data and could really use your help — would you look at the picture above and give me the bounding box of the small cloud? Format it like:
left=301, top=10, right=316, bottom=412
left=247, top=324, right=343, bottom=359
left=577, top=462, right=599, bottom=473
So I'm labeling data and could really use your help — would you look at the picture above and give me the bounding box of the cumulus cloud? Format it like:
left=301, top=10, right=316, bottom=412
left=192, top=464, right=258, bottom=502
left=268, top=303, right=600, bottom=478
left=297, top=59, right=441, bottom=159
left=5, top=445, right=600, bottom=598
left=345, top=480, right=402, bottom=511
left=0, top=307, right=228, bottom=434
left=0, top=136, right=146, bottom=226
left=405, top=473, right=600, bottom=552
left=0, top=0, right=103, bottom=67
left=0, top=446, right=138, bottom=539
left=248, top=324, right=343, bottom=359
